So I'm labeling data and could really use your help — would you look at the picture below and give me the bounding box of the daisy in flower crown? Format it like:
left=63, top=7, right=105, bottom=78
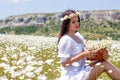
left=60, top=12, right=80, bottom=21
left=57, top=9, right=120, bottom=80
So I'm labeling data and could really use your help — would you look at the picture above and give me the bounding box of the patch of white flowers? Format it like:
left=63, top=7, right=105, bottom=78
left=85, top=37, right=112, bottom=51
left=0, top=34, right=60, bottom=80
left=0, top=34, right=120, bottom=80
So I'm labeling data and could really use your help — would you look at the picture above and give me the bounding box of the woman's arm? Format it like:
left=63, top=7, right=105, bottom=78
left=62, top=49, right=97, bottom=67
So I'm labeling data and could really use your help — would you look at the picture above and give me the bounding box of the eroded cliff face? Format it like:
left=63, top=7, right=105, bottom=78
left=80, top=10, right=120, bottom=21
left=0, top=10, right=120, bottom=28
left=0, top=13, right=49, bottom=28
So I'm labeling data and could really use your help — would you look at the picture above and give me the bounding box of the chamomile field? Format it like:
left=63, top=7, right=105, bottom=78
left=0, top=34, right=120, bottom=80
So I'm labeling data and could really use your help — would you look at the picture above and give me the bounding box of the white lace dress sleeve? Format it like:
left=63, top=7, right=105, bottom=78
left=57, top=35, right=73, bottom=62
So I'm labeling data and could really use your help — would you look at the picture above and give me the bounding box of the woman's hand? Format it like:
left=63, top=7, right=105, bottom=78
left=85, top=48, right=98, bottom=56
left=103, top=50, right=109, bottom=61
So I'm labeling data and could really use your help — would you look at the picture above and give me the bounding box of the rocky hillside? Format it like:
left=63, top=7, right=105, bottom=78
left=80, top=10, right=120, bottom=21
left=0, top=10, right=120, bottom=28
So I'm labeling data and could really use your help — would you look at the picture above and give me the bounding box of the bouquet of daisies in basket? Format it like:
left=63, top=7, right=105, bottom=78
left=84, top=35, right=112, bottom=61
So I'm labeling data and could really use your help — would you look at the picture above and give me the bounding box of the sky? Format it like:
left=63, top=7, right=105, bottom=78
left=0, top=0, right=120, bottom=19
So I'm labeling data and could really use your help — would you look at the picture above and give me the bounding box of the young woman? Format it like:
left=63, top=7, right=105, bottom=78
left=57, top=9, right=120, bottom=80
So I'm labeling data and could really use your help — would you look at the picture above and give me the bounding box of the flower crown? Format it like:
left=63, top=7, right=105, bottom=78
left=60, top=12, right=80, bottom=21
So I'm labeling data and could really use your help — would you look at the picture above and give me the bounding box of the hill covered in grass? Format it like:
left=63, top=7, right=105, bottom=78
left=0, top=10, right=120, bottom=40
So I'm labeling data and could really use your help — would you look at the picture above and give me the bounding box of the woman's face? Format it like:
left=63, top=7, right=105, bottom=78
left=68, top=16, right=80, bottom=32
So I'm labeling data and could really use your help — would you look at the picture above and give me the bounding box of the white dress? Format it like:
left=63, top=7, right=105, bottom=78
left=57, top=32, right=92, bottom=80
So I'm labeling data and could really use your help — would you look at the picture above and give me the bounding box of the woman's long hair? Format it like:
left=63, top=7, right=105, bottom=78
left=57, top=10, right=80, bottom=43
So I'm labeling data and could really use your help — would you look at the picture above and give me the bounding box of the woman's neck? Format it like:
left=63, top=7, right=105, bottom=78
left=67, top=31, right=75, bottom=37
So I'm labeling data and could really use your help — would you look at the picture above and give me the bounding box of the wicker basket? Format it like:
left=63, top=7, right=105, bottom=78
left=86, top=48, right=108, bottom=61
left=85, top=36, right=112, bottom=61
